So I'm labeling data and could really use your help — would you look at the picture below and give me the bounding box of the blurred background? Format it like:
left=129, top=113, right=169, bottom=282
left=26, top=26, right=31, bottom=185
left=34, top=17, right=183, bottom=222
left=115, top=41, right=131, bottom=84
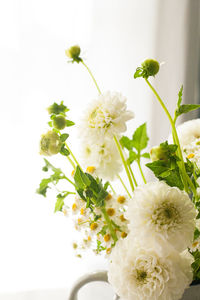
left=0, top=0, right=200, bottom=297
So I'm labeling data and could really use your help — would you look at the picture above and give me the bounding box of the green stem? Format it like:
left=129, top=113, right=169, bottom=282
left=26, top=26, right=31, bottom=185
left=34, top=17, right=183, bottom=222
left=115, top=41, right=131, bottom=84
left=101, top=207, right=118, bottom=243
left=127, top=163, right=138, bottom=187
left=63, top=176, right=76, bottom=187
left=117, top=174, right=132, bottom=198
left=81, top=60, right=102, bottom=94
left=65, top=142, right=83, bottom=171
left=114, top=135, right=135, bottom=193
left=137, top=159, right=147, bottom=184
left=109, top=182, right=116, bottom=194
left=67, top=156, right=76, bottom=169
left=145, top=78, right=189, bottom=192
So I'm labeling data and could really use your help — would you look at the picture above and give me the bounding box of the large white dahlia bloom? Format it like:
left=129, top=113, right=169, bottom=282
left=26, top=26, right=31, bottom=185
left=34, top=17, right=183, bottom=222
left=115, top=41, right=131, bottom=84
left=79, top=91, right=134, bottom=142
left=126, top=181, right=196, bottom=252
left=169, top=119, right=200, bottom=167
left=81, top=138, right=122, bottom=180
left=108, top=237, right=193, bottom=300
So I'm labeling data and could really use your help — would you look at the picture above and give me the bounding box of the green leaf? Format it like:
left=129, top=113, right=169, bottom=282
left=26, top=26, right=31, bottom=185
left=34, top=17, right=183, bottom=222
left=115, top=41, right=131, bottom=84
left=194, top=228, right=200, bottom=241
left=146, top=160, right=184, bottom=190
left=128, top=150, right=138, bottom=164
left=134, top=67, right=143, bottom=79
left=176, top=104, right=200, bottom=118
left=74, top=166, right=91, bottom=190
left=60, top=133, right=69, bottom=142
left=177, top=85, right=183, bottom=108
left=141, top=152, right=150, bottom=159
left=60, top=144, right=70, bottom=156
left=36, top=178, right=52, bottom=197
left=66, top=120, right=75, bottom=127
left=120, top=136, right=133, bottom=150
left=132, top=123, right=149, bottom=153
left=54, top=192, right=72, bottom=212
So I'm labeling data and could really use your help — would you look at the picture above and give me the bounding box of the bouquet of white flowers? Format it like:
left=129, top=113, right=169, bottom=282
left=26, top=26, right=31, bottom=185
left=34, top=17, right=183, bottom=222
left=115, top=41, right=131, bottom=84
left=37, top=45, right=200, bottom=300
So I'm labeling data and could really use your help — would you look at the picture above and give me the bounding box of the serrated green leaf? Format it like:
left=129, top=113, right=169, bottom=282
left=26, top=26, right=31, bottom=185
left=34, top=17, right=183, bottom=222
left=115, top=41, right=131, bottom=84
left=36, top=178, right=52, bottom=197
left=54, top=192, right=72, bottom=212
left=146, top=160, right=184, bottom=190
left=48, top=101, right=69, bottom=115
left=120, top=136, right=133, bottom=150
left=66, top=120, right=75, bottom=127
left=176, top=104, right=200, bottom=118
left=177, top=85, right=183, bottom=108
left=60, top=133, right=69, bottom=142
left=128, top=150, right=138, bottom=164
left=74, top=166, right=91, bottom=190
left=132, top=123, right=149, bottom=153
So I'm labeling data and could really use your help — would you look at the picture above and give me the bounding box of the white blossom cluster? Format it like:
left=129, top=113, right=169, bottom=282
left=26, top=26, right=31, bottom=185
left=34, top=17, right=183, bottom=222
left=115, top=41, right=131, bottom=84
left=79, top=91, right=134, bottom=180
left=108, top=181, right=196, bottom=300
left=62, top=191, right=129, bottom=257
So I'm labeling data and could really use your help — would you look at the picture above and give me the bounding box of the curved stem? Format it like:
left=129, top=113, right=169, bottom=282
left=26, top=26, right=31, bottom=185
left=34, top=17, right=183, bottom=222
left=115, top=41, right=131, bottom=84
left=109, top=182, right=116, bottom=194
left=114, top=135, right=135, bottom=193
left=117, top=174, right=131, bottom=198
left=65, top=142, right=83, bottom=171
left=81, top=60, right=102, bottom=94
left=127, top=163, right=138, bottom=187
left=137, top=160, right=147, bottom=184
left=145, top=78, right=189, bottom=192
left=67, top=156, right=76, bottom=169
left=63, top=176, right=76, bottom=187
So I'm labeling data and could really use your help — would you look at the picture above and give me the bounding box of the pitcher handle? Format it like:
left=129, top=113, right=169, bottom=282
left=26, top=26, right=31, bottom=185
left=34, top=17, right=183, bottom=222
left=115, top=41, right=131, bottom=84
left=68, top=270, right=119, bottom=300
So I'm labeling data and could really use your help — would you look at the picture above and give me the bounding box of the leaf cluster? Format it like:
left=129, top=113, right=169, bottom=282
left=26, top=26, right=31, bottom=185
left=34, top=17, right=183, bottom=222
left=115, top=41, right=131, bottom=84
left=191, top=250, right=200, bottom=281
left=37, top=159, right=67, bottom=197
left=120, top=123, right=150, bottom=164
left=74, top=166, right=109, bottom=210
left=146, top=142, right=185, bottom=190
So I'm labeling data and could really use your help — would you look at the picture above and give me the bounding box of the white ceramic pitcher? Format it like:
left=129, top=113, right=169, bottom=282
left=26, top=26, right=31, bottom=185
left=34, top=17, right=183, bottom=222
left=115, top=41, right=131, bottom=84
left=68, top=271, right=200, bottom=300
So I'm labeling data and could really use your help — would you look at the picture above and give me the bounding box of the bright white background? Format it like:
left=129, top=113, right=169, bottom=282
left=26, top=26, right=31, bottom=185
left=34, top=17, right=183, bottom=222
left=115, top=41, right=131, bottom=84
left=0, top=0, right=199, bottom=296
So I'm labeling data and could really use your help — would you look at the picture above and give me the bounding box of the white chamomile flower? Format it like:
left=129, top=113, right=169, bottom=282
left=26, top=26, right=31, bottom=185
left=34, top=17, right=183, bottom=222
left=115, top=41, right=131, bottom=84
left=79, top=91, right=134, bottom=142
left=82, top=138, right=122, bottom=180
left=108, top=236, right=193, bottom=300
left=126, top=181, right=196, bottom=253
left=169, top=119, right=200, bottom=167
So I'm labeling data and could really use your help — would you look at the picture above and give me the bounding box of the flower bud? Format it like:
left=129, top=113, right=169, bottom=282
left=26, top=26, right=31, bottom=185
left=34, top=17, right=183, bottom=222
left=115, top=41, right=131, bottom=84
left=40, top=131, right=62, bottom=156
left=53, top=115, right=66, bottom=130
left=65, top=45, right=81, bottom=62
left=141, top=59, right=160, bottom=77
left=150, top=146, right=168, bottom=162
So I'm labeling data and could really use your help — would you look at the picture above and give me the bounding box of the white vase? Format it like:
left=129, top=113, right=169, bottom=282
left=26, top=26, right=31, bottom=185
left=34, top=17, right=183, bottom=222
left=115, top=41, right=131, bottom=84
left=68, top=271, right=200, bottom=300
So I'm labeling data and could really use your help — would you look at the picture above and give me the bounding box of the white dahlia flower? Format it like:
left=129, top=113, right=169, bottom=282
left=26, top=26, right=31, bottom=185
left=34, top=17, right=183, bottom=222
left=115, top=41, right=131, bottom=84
left=79, top=91, right=134, bottom=142
left=169, top=119, right=200, bottom=167
left=81, top=138, right=122, bottom=180
left=126, top=181, right=196, bottom=253
left=108, top=236, right=192, bottom=300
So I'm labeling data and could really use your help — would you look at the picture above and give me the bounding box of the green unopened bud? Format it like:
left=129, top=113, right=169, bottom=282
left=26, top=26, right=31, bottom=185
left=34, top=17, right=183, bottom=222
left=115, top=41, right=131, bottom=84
left=150, top=146, right=168, bottom=162
left=65, top=45, right=81, bottom=62
left=47, top=102, right=69, bottom=115
left=53, top=115, right=66, bottom=130
left=141, top=59, right=160, bottom=78
left=40, top=131, right=62, bottom=156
